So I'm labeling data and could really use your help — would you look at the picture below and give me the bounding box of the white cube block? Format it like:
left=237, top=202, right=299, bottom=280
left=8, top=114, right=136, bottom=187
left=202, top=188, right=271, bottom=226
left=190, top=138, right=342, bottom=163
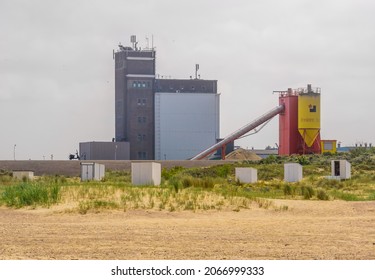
left=235, top=167, right=257, bottom=183
left=284, top=163, right=303, bottom=182
left=81, top=163, right=105, bottom=181
left=331, top=160, right=351, bottom=179
left=13, top=171, right=34, bottom=180
left=131, top=162, right=161, bottom=186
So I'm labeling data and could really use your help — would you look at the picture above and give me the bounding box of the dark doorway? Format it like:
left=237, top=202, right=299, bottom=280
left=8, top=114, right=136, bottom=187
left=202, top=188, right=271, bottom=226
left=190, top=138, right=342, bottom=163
left=334, top=161, right=340, bottom=176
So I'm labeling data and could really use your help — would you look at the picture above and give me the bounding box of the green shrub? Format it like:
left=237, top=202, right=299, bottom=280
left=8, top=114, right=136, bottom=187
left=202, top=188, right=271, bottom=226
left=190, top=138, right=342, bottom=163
left=191, top=177, right=214, bottom=189
left=317, top=188, right=329, bottom=200
left=102, top=170, right=131, bottom=183
left=161, top=166, right=184, bottom=180
left=0, top=174, right=13, bottom=184
left=330, top=190, right=360, bottom=201
left=169, top=177, right=180, bottom=192
left=258, top=165, right=283, bottom=180
left=1, top=182, right=61, bottom=208
left=301, top=185, right=315, bottom=199
left=185, top=164, right=233, bottom=178
left=283, top=184, right=293, bottom=196
left=215, top=164, right=232, bottom=177
left=79, top=200, right=119, bottom=214
left=181, top=176, right=193, bottom=188
left=297, top=155, right=311, bottom=165
left=316, top=178, right=344, bottom=189
left=259, top=155, right=279, bottom=164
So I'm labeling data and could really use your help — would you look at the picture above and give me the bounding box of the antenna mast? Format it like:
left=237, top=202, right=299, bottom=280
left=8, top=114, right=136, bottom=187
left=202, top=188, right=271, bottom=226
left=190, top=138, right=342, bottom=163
left=130, top=35, right=137, bottom=50
left=195, top=64, right=199, bottom=79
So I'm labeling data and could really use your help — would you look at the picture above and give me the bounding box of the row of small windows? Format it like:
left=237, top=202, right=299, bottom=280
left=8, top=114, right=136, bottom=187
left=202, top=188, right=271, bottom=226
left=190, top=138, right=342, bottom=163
left=137, top=98, right=147, bottom=106
left=137, top=151, right=147, bottom=160
left=137, top=134, right=146, bottom=142
left=131, top=80, right=152, bottom=89
left=138, top=116, right=147, bottom=123
left=156, top=85, right=207, bottom=92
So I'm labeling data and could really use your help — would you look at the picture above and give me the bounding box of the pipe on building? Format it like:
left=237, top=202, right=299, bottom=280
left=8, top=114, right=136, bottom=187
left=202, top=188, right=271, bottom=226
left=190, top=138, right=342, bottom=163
left=190, top=104, right=285, bottom=160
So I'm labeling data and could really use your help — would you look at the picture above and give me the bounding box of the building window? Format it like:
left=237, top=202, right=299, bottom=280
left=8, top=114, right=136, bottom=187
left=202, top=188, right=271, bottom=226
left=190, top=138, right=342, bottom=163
left=137, top=151, right=147, bottom=159
left=130, top=80, right=152, bottom=89
left=137, top=116, right=147, bottom=123
left=137, top=98, right=147, bottom=106
left=137, top=134, right=146, bottom=142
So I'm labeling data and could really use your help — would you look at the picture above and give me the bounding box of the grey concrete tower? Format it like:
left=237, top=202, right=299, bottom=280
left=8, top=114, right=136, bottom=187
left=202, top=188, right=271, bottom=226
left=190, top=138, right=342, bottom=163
left=114, top=37, right=156, bottom=160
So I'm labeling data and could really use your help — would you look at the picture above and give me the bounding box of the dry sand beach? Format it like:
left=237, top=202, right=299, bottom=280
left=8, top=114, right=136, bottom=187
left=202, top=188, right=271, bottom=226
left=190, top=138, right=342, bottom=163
left=1, top=200, right=374, bottom=260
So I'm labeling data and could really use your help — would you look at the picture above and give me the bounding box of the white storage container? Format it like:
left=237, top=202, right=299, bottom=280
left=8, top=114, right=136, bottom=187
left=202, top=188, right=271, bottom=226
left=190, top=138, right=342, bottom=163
left=235, top=167, right=257, bottom=183
left=131, top=162, right=161, bottom=186
left=13, top=171, right=34, bottom=180
left=80, top=162, right=105, bottom=181
left=331, top=160, right=351, bottom=179
left=284, top=163, right=303, bottom=182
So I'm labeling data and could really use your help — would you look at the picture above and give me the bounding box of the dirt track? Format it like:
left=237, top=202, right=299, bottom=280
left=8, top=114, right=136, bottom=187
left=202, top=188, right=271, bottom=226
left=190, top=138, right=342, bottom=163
left=1, top=200, right=375, bottom=260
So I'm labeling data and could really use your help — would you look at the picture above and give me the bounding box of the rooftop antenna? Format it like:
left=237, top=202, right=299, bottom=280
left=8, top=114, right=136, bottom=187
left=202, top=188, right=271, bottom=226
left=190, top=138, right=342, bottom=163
left=118, top=42, right=125, bottom=51
left=145, top=36, right=149, bottom=49
left=195, top=64, right=199, bottom=79
left=130, top=35, right=137, bottom=50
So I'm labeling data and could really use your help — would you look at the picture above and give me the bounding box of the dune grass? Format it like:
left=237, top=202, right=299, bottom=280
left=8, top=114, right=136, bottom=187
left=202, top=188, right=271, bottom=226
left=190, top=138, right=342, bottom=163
left=1, top=148, right=375, bottom=212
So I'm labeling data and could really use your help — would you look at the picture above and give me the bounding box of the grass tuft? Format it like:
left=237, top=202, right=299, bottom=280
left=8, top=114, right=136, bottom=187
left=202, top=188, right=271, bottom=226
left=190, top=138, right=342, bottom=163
left=1, top=181, right=61, bottom=208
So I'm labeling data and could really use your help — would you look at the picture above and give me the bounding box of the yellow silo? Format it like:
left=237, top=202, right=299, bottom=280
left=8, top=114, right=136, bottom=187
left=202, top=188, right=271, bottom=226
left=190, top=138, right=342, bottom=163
left=298, top=89, right=320, bottom=147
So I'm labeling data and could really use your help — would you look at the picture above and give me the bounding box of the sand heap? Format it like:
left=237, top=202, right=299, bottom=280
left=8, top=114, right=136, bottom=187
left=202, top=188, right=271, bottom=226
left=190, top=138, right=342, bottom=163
left=225, top=148, right=261, bottom=161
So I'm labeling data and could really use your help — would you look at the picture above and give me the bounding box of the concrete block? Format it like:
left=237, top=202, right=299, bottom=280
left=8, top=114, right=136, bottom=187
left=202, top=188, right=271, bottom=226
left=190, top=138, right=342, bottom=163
left=331, top=160, right=351, bottom=179
left=81, top=162, right=105, bottom=181
left=131, top=162, right=161, bottom=186
left=235, top=167, right=257, bottom=183
left=13, top=171, right=34, bottom=180
left=284, top=163, right=303, bottom=182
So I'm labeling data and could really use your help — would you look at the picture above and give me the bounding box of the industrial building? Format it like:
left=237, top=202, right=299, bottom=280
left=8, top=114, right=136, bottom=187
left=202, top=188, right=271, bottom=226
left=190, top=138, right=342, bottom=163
left=154, top=79, right=219, bottom=160
left=113, top=36, right=220, bottom=160
left=278, top=85, right=321, bottom=155
left=191, top=84, right=324, bottom=160
left=321, top=140, right=337, bottom=154
left=79, top=142, right=129, bottom=160
left=114, top=37, right=156, bottom=160
left=81, top=35, right=329, bottom=161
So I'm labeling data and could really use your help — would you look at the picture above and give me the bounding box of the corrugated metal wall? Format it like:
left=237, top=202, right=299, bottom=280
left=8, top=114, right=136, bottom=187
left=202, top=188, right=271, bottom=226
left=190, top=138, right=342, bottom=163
left=155, top=92, right=220, bottom=160
left=79, top=142, right=130, bottom=160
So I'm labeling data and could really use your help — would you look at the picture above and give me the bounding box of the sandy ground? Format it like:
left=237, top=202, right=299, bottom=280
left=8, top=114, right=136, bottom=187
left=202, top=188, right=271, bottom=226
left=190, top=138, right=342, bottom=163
left=1, top=200, right=375, bottom=260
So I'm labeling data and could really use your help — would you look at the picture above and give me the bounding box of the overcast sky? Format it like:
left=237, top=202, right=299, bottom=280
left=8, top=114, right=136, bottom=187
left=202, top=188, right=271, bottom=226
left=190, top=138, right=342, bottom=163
left=1, top=0, right=374, bottom=160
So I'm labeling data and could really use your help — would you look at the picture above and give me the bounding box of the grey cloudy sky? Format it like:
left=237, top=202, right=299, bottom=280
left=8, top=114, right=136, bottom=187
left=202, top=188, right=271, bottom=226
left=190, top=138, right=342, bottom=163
left=1, top=0, right=374, bottom=160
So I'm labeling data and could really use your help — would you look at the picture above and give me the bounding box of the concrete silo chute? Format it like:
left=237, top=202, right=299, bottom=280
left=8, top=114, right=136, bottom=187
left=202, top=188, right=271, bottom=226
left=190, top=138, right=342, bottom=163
left=297, top=91, right=321, bottom=148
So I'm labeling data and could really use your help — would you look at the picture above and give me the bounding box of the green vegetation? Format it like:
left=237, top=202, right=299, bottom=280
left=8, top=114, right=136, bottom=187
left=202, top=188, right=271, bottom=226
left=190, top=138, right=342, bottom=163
left=0, top=148, right=375, bottom=212
left=1, top=181, right=61, bottom=208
